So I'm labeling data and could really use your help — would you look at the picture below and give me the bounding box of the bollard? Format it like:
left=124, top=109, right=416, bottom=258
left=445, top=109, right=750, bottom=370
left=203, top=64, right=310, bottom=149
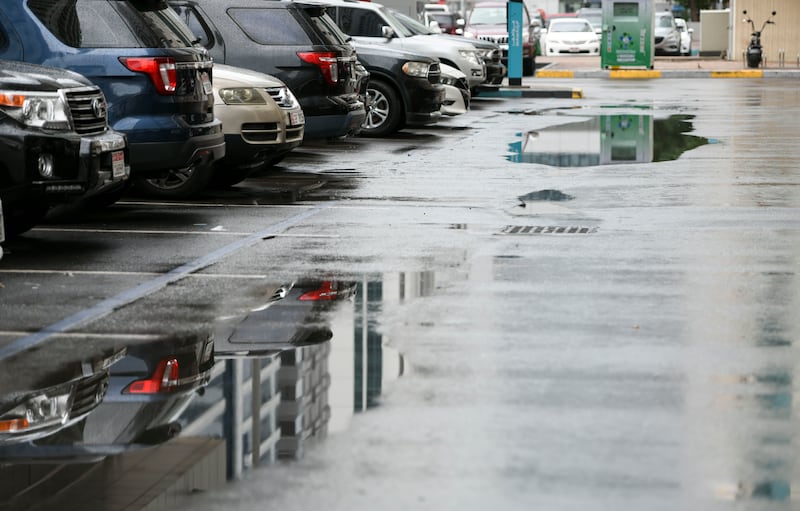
left=779, top=49, right=785, bottom=67
left=742, top=50, right=746, bottom=67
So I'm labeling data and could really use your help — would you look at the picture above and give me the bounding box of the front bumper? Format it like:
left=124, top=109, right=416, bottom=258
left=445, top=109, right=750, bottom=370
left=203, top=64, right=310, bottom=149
left=217, top=102, right=305, bottom=166
left=404, top=80, right=446, bottom=128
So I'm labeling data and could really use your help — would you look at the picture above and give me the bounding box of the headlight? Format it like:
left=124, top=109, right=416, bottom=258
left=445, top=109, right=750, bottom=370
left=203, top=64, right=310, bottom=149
left=265, top=86, right=300, bottom=109
left=0, top=392, right=71, bottom=434
left=402, top=61, right=430, bottom=78
left=458, top=50, right=481, bottom=66
left=218, top=88, right=266, bottom=105
left=0, top=91, right=70, bottom=130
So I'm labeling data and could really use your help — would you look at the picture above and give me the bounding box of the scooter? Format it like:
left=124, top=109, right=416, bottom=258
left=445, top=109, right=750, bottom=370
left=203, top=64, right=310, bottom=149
left=742, top=10, right=776, bottom=68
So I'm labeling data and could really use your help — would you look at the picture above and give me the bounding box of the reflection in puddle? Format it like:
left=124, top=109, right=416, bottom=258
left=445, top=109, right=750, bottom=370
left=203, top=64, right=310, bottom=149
left=507, top=114, right=710, bottom=166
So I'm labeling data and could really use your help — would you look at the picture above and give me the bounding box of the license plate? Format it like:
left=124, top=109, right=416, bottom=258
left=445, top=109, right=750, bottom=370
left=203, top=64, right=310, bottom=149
left=289, top=110, right=304, bottom=125
left=112, top=150, right=126, bottom=179
left=201, top=72, right=213, bottom=95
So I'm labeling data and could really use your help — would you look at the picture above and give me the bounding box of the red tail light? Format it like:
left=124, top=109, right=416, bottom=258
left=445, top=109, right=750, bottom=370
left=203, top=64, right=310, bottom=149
left=119, top=57, right=177, bottom=95
left=297, top=52, right=339, bottom=86
left=125, top=358, right=180, bottom=394
left=299, top=281, right=339, bottom=301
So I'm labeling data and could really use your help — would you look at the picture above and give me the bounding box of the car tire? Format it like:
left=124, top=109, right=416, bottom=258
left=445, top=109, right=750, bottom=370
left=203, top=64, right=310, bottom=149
left=210, top=164, right=257, bottom=189
left=523, top=56, right=535, bottom=77
left=133, top=163, right=214, bottom=199
left=2, top=203, right=50, bottom=237
left=361, top=79, right=402, bottom=137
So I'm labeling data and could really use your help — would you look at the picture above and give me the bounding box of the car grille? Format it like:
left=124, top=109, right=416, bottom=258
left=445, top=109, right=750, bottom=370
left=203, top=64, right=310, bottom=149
left=265, top=87, right=296, bottom=109
left=241, top=123, right=280, bottom=143
left=479, top=35, right=508, bottom=44
left=428, top=62, right=442, bottom=85
left=64, top=87, right=107, bottom=135
left=285, top=124, right=304, bottom=142
left=69, top=370, right=110, bottom=419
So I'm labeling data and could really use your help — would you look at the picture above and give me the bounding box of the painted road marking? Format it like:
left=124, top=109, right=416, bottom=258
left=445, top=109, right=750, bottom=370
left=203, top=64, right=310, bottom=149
left=0, top=204, right=332, bottom=360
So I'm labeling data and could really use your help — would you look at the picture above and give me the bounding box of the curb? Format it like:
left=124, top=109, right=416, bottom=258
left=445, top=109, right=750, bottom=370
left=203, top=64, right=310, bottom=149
left=535, top=68, right=800, bottom=79
left=476, top=86, right=584, bottom=98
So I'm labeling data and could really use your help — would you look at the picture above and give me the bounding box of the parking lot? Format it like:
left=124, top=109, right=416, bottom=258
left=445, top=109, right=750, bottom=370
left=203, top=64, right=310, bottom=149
left=3, top=74, right=800, bottom=509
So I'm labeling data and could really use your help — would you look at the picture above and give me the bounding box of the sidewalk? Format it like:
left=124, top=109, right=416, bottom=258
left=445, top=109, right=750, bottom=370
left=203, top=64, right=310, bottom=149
left=533, top=55, right=800, bottom=78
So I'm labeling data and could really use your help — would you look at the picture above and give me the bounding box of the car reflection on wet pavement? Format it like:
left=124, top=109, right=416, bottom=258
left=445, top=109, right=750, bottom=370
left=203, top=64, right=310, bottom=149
left=2, top=78, right=800, bottom=510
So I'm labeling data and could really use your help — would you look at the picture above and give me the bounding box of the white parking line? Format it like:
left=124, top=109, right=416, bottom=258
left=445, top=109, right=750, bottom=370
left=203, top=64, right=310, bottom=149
left=0, top=204, right=333, bottom=360
left=30, top=227, right=341, bottom=237
left=0, top=269, right=272, bottom=279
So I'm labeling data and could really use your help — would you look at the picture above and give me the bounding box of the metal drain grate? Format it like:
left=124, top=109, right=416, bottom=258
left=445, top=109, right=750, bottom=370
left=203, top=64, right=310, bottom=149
left=500, top=225, right=597, bottom=235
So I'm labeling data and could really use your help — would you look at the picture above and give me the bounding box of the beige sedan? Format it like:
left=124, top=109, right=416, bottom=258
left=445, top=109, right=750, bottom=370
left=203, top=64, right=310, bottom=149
left=211, top=64, right=305, bottom=187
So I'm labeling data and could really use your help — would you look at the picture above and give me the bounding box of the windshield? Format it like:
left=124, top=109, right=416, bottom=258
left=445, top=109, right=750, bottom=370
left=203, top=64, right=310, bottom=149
left=656, top=15, right=674, bottom=28
left=377, top=6, right=415, bottom=37
left=550, top=20, right=593, bottom=33
left=469, top=6, right=506, bottom=25
left=388, top=8, right=435, bottom=35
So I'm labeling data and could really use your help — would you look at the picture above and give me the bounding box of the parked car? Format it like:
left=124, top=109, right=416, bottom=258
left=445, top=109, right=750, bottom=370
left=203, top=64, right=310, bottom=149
left=0, top=60, right=129, bottom=236
left=353, top=44, right=445, bottom=137
left=323, top=0, right=486, bottom=91
left=463, top=0, right=538, bottom=76
left=575, top=7, right=603, bottom=36
left=439, top=63, right=470, bottom=116
left=423, top=11, right=465, bottom=35
left=654, top=11, right=681, bottom=56
left=169, top=0, right=366, bottom=140
left=0, top=0, right=224, bottom=200
left=674, top=17, right=693, bottom=56
left=542, top=18, right=600, bottom=55
left=388, top=8, right=506, bottom=94
left=211, top=64, right=305, bottom=187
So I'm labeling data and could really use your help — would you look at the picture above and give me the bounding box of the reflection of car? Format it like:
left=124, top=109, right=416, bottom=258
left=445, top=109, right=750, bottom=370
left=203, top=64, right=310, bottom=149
left=0, top=1, right=224, bottom=201
left=214, top=280, right=356, bottom=357
left=542, top=18, right=600, bottom=55
left=439, top=64, right=470, bottom=117
left=170, top=0, right=367, bottom=139
left=0, top=60, right=129, bottom=237
left=0, top=349, right=124, bottom=445
left=211, top=64, right=305, bottom=187
left=325, top=0, right=486, bottom=90
left=389, top=9, right=506, bottom=94
left=353, top=44, right=445, bottom=137
left=674, top=18, right=693, bottom=56
left=654, top=11, right=681, bottom=56
left=575, top=7, right=602, bottom=35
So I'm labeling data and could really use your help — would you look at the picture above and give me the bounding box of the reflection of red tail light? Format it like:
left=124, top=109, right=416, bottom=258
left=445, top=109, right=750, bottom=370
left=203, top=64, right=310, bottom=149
left=125, top=358, right=180, bottom=394
left=299, top=281, right=338, bottom=301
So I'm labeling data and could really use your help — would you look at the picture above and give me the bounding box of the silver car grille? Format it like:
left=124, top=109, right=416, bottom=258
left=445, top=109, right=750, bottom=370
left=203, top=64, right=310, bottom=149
left=64, top=87, right=107, bottom=135
left=479, top=35, right=508, bottom=45
left=265, top=87, right=296, bottom=110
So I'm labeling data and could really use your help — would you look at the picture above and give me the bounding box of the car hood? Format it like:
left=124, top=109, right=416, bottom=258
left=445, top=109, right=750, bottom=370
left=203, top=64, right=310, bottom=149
left=213, top=63, right=286, bottom=89
left=440, top=62, right=465, bottom=79
left=654, top=26, right=675, bottom=36
left=0, top=60, right=90, bottom=92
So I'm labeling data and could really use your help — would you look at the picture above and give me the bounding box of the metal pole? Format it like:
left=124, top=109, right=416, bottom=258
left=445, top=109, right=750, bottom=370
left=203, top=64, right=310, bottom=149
left=251, top=358, right=262, bottom=468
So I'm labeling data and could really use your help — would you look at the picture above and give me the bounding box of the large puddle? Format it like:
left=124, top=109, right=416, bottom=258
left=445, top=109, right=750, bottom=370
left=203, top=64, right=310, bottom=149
left=508, top=112, right=711, bottom=166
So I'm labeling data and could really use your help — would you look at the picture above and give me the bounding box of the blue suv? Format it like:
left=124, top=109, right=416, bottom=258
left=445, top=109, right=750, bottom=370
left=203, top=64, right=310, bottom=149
left=0, top=0, right=225, bottom=199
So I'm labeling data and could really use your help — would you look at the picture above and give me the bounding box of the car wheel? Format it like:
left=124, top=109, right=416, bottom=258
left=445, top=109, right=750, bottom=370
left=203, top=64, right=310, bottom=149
left=362, top=80, right=402, bottom=137
left=210, top=164, right=258, bottom=189
left=133, top=163, right=214, bottom=199
left=523, top=56, right=535, bottom=77
left=2, top=203, right=50, bottom=237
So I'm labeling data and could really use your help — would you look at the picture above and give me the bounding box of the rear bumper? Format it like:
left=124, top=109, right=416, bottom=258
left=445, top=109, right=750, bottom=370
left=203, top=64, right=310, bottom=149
left=126, top=119, right=225, bottom=177
left=303, top=108, right=366, bottom=139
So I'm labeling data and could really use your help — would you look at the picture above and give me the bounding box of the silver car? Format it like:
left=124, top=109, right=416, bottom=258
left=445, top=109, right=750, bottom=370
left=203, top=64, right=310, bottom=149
left=654, top=12, right=681, bottom=56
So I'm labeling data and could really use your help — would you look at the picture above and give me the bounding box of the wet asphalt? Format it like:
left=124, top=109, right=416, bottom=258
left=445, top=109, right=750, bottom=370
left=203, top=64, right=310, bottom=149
left=2, top=77, right=800, bottom=509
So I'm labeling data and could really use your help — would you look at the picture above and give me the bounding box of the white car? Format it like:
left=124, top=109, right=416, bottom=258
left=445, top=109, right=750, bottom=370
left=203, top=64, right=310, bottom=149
left=212, top=64, right=305, bottom=187
left=674, top=18, right=693, bottom=56
left=543, top=18, right=599, bottom=55
left=439, top=63, right=470, bottom=116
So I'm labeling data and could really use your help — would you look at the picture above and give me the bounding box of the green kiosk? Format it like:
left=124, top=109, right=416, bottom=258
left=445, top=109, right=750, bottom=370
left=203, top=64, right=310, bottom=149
left=601, top=0, right=654, bottom=69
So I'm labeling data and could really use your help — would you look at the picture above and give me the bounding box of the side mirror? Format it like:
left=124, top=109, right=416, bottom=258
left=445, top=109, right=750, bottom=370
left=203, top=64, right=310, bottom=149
left=381, top=25, right=395, bottom=39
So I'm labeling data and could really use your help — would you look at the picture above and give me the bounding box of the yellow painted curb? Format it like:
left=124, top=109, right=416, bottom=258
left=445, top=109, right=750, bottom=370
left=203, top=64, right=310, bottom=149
left=572, top=88, right=584, bottom=99
left=536, top=70, right=575, bottom=78
left=711, top=70, right=764, bottom=78
left=609, top=70, right=662, bottom=79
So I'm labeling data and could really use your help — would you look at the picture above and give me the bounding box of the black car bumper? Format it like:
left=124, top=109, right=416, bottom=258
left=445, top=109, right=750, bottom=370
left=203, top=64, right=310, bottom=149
left=404, top=80, right=446, bottom=128
left=128, top=119, right=225, bottom=177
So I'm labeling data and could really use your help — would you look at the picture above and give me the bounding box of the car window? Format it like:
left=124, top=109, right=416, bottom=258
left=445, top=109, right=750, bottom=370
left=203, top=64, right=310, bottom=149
left=171, top=5, right=212, bottom=47
left=469, top=6, right=505, bottom=25
left=28, top=0, right=140, bottom=47
left=128, top=1, right=199, bottom=47
left=337, top=7, right=385, bottom=37
left=304, top=8, right=350, bottom=44
left=388, top=8, right=435, bottom=35
left=551, top=21, right=592, bottom=32
left=656, top=15, right=674, bottom=28
left=228, top=8, right=311, bottom=45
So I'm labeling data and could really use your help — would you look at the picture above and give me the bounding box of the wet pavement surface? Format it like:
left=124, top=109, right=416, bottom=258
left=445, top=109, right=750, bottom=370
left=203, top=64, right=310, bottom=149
left=2, top=78, right=800, bottom=509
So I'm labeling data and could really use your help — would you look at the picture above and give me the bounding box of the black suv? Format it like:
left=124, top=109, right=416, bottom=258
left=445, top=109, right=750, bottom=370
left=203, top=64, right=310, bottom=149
left=0, top=0, right=225, bottom=199
left=0, top=60, right=129, bottom=236
left=170, top=0, right=367, bottom=139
